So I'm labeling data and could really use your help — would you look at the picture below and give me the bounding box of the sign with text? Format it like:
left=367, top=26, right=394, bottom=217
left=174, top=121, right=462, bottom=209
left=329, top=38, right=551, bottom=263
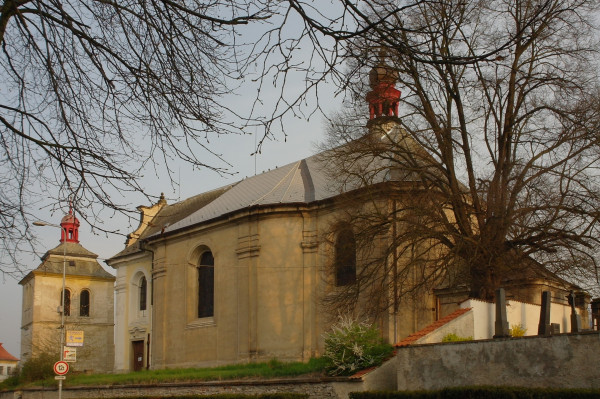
left=66, top=330, right=84, bottom=347
left=63, top=346, right=77, bottom=362
left=54, top=361, right=69, bottom=375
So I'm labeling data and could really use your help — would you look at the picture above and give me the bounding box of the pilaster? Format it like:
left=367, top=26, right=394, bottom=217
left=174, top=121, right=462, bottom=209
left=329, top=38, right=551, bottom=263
left=301, top=211, right=319, bottom=359
left=150, top=249, right=168, bottom=368
left=236, top=216, right=260, bottom=360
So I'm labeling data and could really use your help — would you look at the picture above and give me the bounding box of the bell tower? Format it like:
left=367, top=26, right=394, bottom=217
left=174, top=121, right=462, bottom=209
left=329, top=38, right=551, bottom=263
left=19, top=206, right=115, bottom=373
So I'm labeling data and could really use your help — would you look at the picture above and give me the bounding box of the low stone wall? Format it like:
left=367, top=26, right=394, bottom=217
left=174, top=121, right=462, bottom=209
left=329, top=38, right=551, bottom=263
left=1, top=378, right=363, bottom=399
left=5, top=332, right=597, bottom=399
left=396, top=331, right=600, bottom=390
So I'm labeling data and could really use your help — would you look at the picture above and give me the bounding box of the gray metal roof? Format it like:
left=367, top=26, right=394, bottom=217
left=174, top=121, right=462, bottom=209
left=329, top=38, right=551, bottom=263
left=158, top=154, right=341, bottom=236
left=139, top=127, right=421, bottom=239
left=109, top=186, right=232, bottom=260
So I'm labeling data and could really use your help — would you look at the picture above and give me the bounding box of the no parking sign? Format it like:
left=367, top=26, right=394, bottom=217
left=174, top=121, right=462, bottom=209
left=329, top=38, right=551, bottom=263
left=54, top=361, right=69, bottom=375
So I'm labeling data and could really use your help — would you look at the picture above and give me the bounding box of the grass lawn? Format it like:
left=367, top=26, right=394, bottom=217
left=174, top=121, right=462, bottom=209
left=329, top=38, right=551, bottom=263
left=1, top=358, right=327, bottom=389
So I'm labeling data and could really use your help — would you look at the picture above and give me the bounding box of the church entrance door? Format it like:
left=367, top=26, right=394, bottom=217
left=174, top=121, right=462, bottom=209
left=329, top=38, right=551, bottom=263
left=132, top=340, right=144, bottom=371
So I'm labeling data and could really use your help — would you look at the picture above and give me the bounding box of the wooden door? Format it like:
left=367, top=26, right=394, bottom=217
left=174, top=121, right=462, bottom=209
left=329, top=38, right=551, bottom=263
left=132, top=340, right=144, bottom=371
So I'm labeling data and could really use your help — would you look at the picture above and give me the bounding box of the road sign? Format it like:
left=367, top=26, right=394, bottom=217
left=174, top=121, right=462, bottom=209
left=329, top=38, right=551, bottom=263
left=54, top=361, right=69, bottom=375
left=63, top=346, right=76, bottom=362
left=66, top=330, right=84, bottom=347
left=55, top=376, right=66, bottom=380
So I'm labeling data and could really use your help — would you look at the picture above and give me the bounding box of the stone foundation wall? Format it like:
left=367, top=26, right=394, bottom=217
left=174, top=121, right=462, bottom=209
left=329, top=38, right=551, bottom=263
left=1, top=378, right=362, bottom=399
left=5, top=332, right=597, bottom=399
left=396, top=331, right=600, bottom=391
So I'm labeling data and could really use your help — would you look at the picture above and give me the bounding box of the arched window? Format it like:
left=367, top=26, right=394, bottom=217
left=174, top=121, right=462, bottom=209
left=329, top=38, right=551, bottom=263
left=139, top=276, right=147, bottom=311
left=335, top=228, right=356, bottom=286
left=80, top=289, right=90, bottom=317
left=61, top=289, right=71, bottom=316
left=198, top=251, right=214, bottom=318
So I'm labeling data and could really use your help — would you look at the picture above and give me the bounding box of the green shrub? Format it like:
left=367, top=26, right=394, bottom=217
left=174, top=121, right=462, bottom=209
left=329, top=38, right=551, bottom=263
left=0, top=373, right=20, bottom=389
left=88, top=395, right=307, bottom=399
left=349, top=386, right=600, bottom=398
left=441, top=333, right=472, bottom=342
left=19, top=352, right=57, bottom=383
left=323, top=315, right=393, bottom=376
left=510, top=324, right=527, bottom=337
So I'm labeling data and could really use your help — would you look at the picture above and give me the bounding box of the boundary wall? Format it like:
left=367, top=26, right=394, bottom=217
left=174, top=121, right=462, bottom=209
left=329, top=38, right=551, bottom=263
left=3, top=332, right=598, bottom=399
left=0, top=378, right=361, bottom=399
left=395, top=331, right=600, bottom=391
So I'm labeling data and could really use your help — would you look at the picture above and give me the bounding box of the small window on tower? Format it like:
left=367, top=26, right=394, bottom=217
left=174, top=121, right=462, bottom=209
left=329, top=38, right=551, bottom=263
left=80, top=289, right=90, bottom=317
left=62, top=289, right=71, bottom=316
left=69, top=260, right=76, bottom=267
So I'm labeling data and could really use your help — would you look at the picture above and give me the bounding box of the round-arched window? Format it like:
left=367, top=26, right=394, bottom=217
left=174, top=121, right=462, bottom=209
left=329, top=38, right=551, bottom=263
left=197, top=251, right=214, bottom=318
left=139, top=276, right=147, bottom=311
left=80, top=289, right=90, bottom=316
left=61, top=289, right=71, bottom=316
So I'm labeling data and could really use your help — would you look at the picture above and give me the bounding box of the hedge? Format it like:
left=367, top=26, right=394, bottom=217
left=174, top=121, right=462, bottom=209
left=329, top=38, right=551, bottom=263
left=349, top=386, right=600, bottom=399
left=89, top=394, right=308, bottom=399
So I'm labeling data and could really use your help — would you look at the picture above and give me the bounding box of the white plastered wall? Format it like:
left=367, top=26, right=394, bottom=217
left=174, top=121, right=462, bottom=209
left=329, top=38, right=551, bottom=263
left=461, top=298, right=576, bottom=339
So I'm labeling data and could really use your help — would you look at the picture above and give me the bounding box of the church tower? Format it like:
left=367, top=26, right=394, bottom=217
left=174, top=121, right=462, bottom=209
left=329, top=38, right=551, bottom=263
left=366, top=50, right=401, bottom=122
left=19, top=208, right=115, bottom=373
left=366, top=50, right=401, bottom=135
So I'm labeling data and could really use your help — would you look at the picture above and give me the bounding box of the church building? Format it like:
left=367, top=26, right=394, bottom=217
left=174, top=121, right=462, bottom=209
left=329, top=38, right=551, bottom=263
left=108, top=59, right=587, bottom=372
left=20, top=209, right=115, bottom=373
left=107, top=59, right=439, bottom=372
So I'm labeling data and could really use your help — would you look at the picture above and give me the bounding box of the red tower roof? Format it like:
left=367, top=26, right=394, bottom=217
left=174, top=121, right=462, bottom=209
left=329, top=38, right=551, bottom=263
left=366, top=50, right=401, bottom=120
left=60, top=206, right=80, bottom=243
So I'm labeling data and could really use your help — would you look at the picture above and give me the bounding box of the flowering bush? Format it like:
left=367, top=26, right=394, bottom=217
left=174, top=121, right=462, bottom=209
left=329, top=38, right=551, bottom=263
left=323, top=315, right=393, bottom=376
left=511, top=324, right=527, bottom=337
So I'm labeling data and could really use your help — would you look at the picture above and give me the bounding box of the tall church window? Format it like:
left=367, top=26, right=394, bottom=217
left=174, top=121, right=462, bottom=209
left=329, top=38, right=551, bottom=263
left=139, top=276, right=147, bottom=311
left=198, top=251, right=214, bottom=318
left=79, top=289, right=90, bottom=316
left=335, top=228, right=357, bottom=286
left=61, top=289, right=71, bottom=316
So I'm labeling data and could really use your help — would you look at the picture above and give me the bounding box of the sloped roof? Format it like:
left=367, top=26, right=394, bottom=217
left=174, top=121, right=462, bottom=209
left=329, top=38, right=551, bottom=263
left=44, top=242, right=98, bottom=259
left=395, top=307, right=472, bottom=347
left=109, top=125, right=428, bottom=253
left=20, top=242, right=114, bottom=283
left=110, top=186, right=232, bottom=260
left=157, top=156, right=342, bottom=236
left=0, top=343, right=18, bottom=361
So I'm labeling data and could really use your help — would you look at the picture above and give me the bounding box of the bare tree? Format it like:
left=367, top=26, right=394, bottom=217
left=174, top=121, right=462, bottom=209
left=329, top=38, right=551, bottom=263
left=2, top=0, right=591, bottom=286
left=0, top=0, right=447, bottom=277
left=0, top=0, right=374, bottom=277
left=0, top=0, right=280, bottom=275
left=319, top=0, right=600, bottom=318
